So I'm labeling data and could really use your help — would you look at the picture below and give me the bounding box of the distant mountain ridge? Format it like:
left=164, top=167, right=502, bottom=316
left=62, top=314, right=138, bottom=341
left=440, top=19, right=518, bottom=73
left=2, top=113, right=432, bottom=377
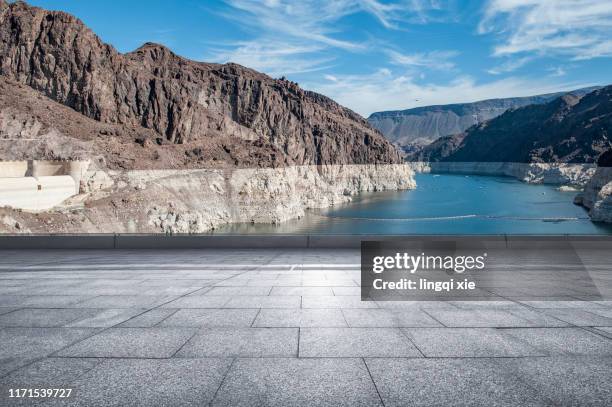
left=412, top=86, right=612, bottom=164
left=368, top=87, right=600, bottom=149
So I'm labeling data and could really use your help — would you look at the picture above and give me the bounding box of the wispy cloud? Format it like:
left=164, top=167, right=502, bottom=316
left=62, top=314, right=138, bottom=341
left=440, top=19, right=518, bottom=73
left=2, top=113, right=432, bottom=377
left=210, top=0, right=453, bottom=76
left=387, top=49, right=459, bottom=70
left=548, top=66, right=568, bottom=77
left=479, top=0, right=612, bottom=60
left=208, top=41, right=332, bottom=77
left=309, top=69, right=589, bottom=116
left=486, top=56, right=532, bottom=75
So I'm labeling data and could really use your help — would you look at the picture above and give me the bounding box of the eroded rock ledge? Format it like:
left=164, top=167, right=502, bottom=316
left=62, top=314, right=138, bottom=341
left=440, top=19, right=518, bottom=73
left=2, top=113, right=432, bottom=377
left=574, top=167, right=612, bottom=223
left=0, top=164, right=415, bottom=233
left=407, top=161, right=595, bottom=186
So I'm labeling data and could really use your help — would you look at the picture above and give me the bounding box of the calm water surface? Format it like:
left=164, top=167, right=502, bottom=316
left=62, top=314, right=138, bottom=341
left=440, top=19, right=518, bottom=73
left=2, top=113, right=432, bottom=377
left=212, top=173, right=612, bottom=235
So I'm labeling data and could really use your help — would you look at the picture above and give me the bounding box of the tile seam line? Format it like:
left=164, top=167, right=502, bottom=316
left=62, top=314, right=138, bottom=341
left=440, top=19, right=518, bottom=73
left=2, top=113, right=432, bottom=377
left=398, top=327, right=427, bottom=358
left=208, top=357, right=237, bottom=407
left=362, top=357, right=386, bottom=407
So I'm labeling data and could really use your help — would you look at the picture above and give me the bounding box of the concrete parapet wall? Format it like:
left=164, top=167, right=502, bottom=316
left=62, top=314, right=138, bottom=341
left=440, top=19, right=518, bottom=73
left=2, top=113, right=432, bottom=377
left=0, top=159, right=88, bottom=210
left=0, top=175, right=77, bottom=211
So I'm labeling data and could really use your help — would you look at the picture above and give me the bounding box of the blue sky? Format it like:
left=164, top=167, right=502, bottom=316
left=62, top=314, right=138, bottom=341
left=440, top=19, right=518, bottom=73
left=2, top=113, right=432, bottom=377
left=26, top=0, right=612, bottom=116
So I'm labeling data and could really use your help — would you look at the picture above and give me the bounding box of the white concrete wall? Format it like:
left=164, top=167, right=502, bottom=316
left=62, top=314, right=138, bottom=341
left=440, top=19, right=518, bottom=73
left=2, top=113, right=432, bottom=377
left=0, top=175, right=76, bottom=211
left=0, top=161, right=28, bottom=177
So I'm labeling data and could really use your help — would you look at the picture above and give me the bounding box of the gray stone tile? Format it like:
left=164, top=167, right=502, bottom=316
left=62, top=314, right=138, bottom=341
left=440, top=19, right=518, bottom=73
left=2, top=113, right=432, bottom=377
left=376, top=301, right=458, bottom=311
left=0, top=286, right=28, bottom=295
left=202, top=286, right=272, bottom=296
left=509, top=356, right=612, bottom=406
left=73, top=295, right=175, bottom=309
left=0, top=307, right=21, bottom=316
left=224, top=296, right=301, bottom=309
left=0, top=357, right=38, bottom=378
left=2, top=295, right=94, bottom=308
left=342, top=309, right=442, bottom=327
left=176, top=328, right=298, bottom=357
left=64, top=309, right=147, bottom=328
left=212, top=358, right=382, bottom=407
left=424, top=309, right=553, bottom=328
left=55, top=328, right=196, bottom=358
left=141, top=286, right=204, bottom=296
left=118, top=309, right=178, bottom=327
left=302, top=296, right=378, bottom=309
left=0, top=357, right=103, bottom=389
left=519, top=300, right=607, bottom=309
left=596, top=326, right=612, bottom=335
left=160, top=295, right=230, bottom=308
left=253, top=309, right=347, bottom=327
left=269, top=286, right=333, bottom=296
left=502, top=328, right=612, bottom=356
left=449, top=300, right=527, bottom=310
left=366, top=358, right=551, bottom=407
left=140, top=278, right=216, bottom=287
left=0, top=328, right=97, bottom=375
left=331, top=287, right=361, bottom=296
left=299, top=328, right=422, bottom=357
left=540, top=308, right=612, bottom=326
left=69, top=358, right=233, bottom=407
left=403, top=328, right=546, bottom=357
left=504, top=307, right=571, bottom=327
left=301, top=279, right=358, bottom=287
left=0, top=309, right=95, bottom=327
left=159, top=309, right=259, bottom=327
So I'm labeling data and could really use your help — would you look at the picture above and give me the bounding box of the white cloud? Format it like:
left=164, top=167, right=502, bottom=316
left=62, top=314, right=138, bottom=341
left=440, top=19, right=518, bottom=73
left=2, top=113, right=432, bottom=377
left=211, top=0, right=454, bottom=76
left=486, top=56, right=532, bottom=74
left=308, top=69, right=589, bottom=116
left=208, top=41, right=332, bottom=77
left=387, top=49, right=458, bottom=70
left=548, top=66, right=567, bottom=77
left=480, top=0, right=612, bottom=60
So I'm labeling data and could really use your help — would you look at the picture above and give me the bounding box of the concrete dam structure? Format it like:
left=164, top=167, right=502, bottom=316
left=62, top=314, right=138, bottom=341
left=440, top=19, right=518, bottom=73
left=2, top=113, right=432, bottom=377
left=0, top=160, right=89, bottom=211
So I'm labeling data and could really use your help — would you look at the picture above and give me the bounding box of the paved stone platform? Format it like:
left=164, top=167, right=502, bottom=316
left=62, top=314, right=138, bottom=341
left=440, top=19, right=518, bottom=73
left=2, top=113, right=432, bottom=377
left=0, top=248, right=611, bottom=406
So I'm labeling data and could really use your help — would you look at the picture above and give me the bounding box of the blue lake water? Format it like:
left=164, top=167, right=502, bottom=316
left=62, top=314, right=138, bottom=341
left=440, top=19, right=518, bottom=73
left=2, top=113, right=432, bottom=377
left=212, top=173, right=612, bottom=235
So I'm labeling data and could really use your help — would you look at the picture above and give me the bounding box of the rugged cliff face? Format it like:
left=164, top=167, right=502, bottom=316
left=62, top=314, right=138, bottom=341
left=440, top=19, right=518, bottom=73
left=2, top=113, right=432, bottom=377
left=413, top=86, right=612, bottom=164
left=0, top=164, right=415, bottom=233
left=368, top=87, right=598, bottom=149
left=575, top=150, right=612, bottom=223
left=0, top=0, right=401, bottom=169
left=0, top=1, right=415, bottom=233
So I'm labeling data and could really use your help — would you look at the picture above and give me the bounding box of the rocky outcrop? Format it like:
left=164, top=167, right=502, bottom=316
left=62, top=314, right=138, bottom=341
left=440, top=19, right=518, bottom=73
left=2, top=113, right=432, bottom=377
left=414, top=86, right=612, bottom=164
left=0, top=1, right=401, bottom=168
left=575, top=151, right=612, bottom=223
left=0, top=164, right=415, bottom=233
left=368, top=87, right=599, bottom=148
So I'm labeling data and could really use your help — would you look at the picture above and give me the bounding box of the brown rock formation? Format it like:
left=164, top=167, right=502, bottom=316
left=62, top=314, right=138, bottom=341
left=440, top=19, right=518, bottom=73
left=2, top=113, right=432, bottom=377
left=0, top=0, right=400, bottom=169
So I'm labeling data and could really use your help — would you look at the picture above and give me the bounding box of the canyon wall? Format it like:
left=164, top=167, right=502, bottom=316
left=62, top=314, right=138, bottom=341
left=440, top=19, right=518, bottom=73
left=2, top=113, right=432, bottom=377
left=0, top=1, right=401, bottom=169
left=407, top=161, right=596, bottom=186
left=0, top=164, right=415, bottom=233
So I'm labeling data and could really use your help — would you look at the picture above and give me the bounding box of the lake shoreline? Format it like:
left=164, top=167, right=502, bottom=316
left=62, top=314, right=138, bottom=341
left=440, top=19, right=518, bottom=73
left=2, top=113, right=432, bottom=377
left=210, top=173, right=612, bottom=235
left=406, top=161, right=596, bottom=187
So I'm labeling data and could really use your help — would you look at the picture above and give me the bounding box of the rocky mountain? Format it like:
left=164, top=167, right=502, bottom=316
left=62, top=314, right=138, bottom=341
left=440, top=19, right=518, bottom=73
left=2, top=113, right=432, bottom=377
left=412, top=86, right=612, bottom=164
left=0, top=0, right=401, bottom=169
left=368, top=87, right=599, bottom=149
